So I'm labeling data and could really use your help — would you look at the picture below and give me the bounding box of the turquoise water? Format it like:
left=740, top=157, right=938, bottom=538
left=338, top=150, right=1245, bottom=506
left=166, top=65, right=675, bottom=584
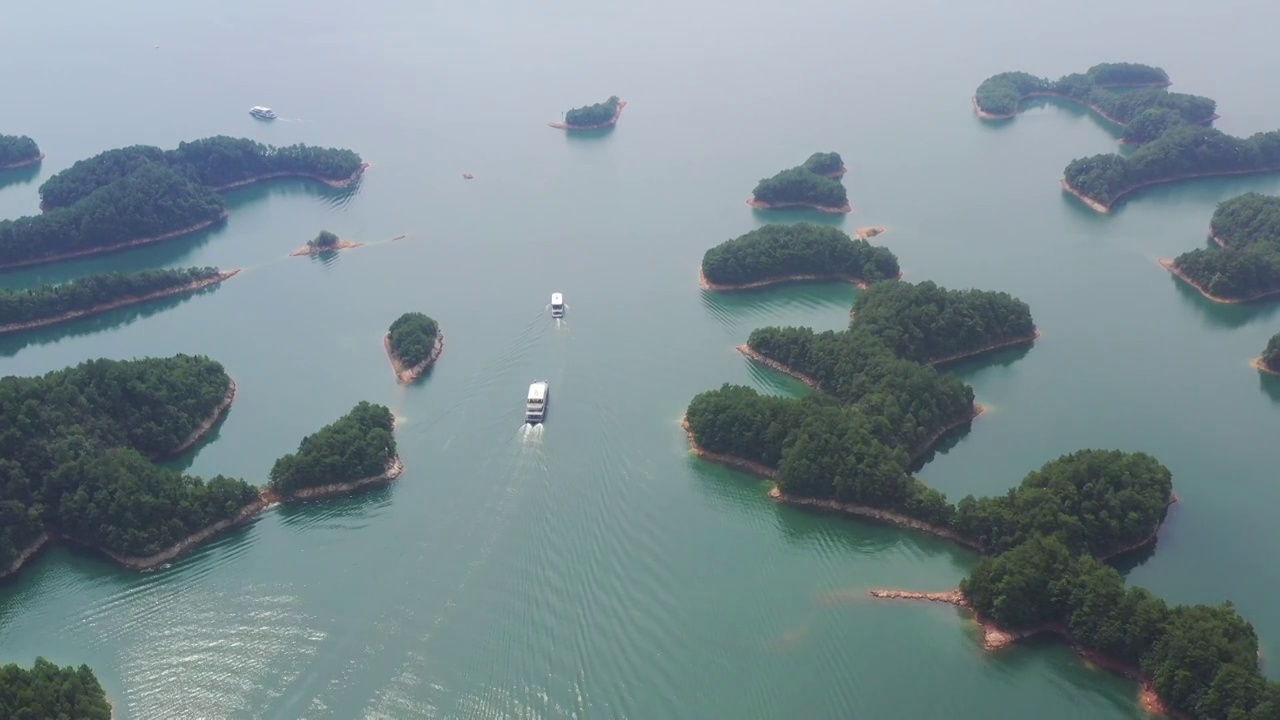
left=2, top=0, right=1280, bottom=717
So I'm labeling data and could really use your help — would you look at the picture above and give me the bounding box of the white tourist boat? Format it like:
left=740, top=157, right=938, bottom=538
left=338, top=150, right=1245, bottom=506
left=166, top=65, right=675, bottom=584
left=249, top=106, right=278, bottom=120
left=526, top=381, right=549, bottom=424
left=551, top=292, right=564, bottom=318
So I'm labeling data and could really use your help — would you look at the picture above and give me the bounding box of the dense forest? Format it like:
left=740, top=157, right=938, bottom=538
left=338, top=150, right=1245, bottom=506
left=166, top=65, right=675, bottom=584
left=1210, top=192, right=1280, bottom=248
left=0, top=355, right=251, bottom=568
left=563, top=96, right=622, bottom=127
left=0, top=658, right=112, bottom=719
left=268, top=401, right=397, bottom=495
left=40, top=136, right=364, bottom=209
left=1064, top=126, right=1280, bottom=207
left=962, top=537, right=1280, bottom=718
left=851, top=281, right=1036, bottom=363
left=1170, top=193, right=1280, bottom=300
left=1262, top=333, right=1280, bottom=372
left=0, top=163, right=226, bottom=267
left=973, top=63, right=1214, bottom=132
left=802, top=151, right=845, bottom=176
left=0, top=134, right=41, bottom=165
left=751, top=154, right=849, bottom=209
left=701, top=224, right=899, bottom=286
left=309, top=230, right=340, bottom=248
left=0, top=266, right=224, bottom=328
left=388, top=312, right=441, bottom=368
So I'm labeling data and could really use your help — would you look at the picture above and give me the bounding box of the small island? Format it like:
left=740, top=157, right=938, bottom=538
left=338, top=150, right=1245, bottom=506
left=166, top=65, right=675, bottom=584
left=971, top=63, right=1215, bottom=140
left=1163, top=193, right=1280, bottom=303
left=549, top=96, right=626, bottom=130
left=0, top=134, right=43, bottom=169
left=385, top=312, right=444, bottom=384
left=0, top=658, right=112, bottom=719
left=1253, top=333, right=1280, bottom=376
left=267, top=401, right=402, bottom=501
left=749, top=152, right=851, bottom=213
left=699, top=223, right=899, bottom=291
left=291, top=229, right=363, bottom=256
left=0, top=266, right=239, bottom=336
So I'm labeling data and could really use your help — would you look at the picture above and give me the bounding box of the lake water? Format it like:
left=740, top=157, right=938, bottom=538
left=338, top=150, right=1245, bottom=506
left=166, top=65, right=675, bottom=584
left=2, top=0, right=1279, bottom=718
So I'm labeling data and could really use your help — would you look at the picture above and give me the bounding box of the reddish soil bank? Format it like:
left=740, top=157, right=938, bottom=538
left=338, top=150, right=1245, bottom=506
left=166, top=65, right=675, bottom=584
left=0, top=270, right=240, bottom=336
left=156, top=379, right=238, bottom=460
left=1158, top=258, right=1280, bottom=304
left=549, top=100, right=627, bottom=130
left=290, top=239, right=364, bottom=256
left=855, top=226, right=885, bottom=240
left=214, top=163, right=369, bottom=191
left=0, top=533, right=52, bottom=581
left=1064, top=167, right=1280, bottom=215
left=0, top=211, right=230, bottom=270
left=1252, top=357, right=1280, bottom=377
left=0, top=153, right=44, bottom=170
left=735, top=344, right=822, bottom=390
left=747, top=197, right=852, bottom=214
left=925, top=332, right=1040, bottom=367
left=973, top=85, right=1198, bottom=131
left=700, top=268, right=869, bottom=292
left=385, top=331, right=445, bottom=384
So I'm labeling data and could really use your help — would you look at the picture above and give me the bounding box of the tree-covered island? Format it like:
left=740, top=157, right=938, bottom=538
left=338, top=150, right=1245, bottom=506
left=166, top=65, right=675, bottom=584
left=0, top=134, right=43, bottom=169
left=0, top=266, right=238, bottom=336
left=290, top=229, right=363, bottom=257
left=267, top=401, right=401, bottom=499
left=1163, top=193, right=1280, bottom=303
left=1253, top=333, right=1280, bottom=376
left=699, top=223, right=899, bottom=291
left=0, top=137, right=363, bottom=270
left=0, top=657, right=113, bottom=719
left=385, top=312, right=444, bottom=384
left=549, top=96, right=627, bottom=130
left=749, top=152, right=851, bottom=213
left=972, top=63, right=1215, bottom=141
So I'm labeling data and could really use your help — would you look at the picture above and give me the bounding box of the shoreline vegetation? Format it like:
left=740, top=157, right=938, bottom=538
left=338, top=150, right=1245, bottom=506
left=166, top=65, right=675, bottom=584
left=213, top=162, right=368, bottom=192
left=699, top=223, right=900, bottom=291
left=385, top=312, right=443, bottom=384
left=290, top=240, right=363, bottom=256
left=750, top=152, right=852, bottom=213
left=156, top=378, right=238, bottom=460
left=1255, top=333, right=1280, bottom=377
left=549, top=96, right=626, bottom=130
left=1063, top=168, right=1280, bottom=215
left=1170, top=193, right=1280, bottom=303
left=385, top=330, right=445, bottom=383
left=745, top=198, right=852, bottom=213
left=1158, top=258, right=1280, bottom=304
left=0, top=152, right=44, bottom=170
left=0, top=134, right=43, bottom=170
left=926, top=331, right=1041, bottom=367
left=0, top=211, right=230, bottom=271
left=701, top=270, right=869, bottom=292
left=0, top=268, right=240, bottom=336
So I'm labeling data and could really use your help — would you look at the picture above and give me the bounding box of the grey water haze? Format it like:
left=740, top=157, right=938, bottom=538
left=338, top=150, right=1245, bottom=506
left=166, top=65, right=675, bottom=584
left=1, top=0, right=1279, bottom=717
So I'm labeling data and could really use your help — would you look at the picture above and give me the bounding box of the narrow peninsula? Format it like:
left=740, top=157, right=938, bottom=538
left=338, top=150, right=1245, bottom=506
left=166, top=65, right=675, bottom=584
left=0, top=134, right=43, bottom=169
left=748, top=152, right=852, bottom=213
left=1164, top=193, right=1280, bottom=303
left=0, top=266, right=238, bottom=336
left=267, top=401, right=402, bottom=501
left=291, top=229, right=363, bottom=256
left=0, top=136, right=363, bottom=270
left=0, top=658, right=112, bottom=719
left=385, top=312, right=444, bottom=384
left=550, top=96, right=626, bottom=130
left=699, top=223, right=899, bottom=291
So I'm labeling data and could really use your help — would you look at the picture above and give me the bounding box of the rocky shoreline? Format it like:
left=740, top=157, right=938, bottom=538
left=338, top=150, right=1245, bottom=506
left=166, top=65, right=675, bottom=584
left=747, top=197, right=852, bottom=214
left=735, top=344, right=822, bottom=390
left=385, top=331, right=445, bottom=384
left=156, top=378, right=238, bottom=460
left=972, top=86, right=1198, bottom=130
left=924, top=332, right=1040, bottom=367
left=0, top=533, right=52, bottom=581
left=0, top=269, right=240, bottom=336
left=90, top=496, right=274, bottom=571
left=1158, top=258, right=1280, bottom=304
left=290, top=239, right=364, bottom=256
left=1252, top=357, right=1280, bottom=377
left=0, top=211, right=230, bottom=271
left=270, top=455, right=405, bottom=502
left=214, top=163, right=369, bottom=192
left=549, top=100, right=627, bottom=130
left=0, top=152, right=44, bottom=170
left=701, top=268, right=870, bottom=292
left=1064, top=167, right=1280, bottom=215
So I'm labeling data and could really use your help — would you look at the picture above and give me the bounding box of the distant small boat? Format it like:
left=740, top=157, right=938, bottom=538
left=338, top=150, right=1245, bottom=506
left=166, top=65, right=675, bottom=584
left=249, top=106, right=277, bottom=120
left=551, top=292, right=564, bottom=318
left=462, top=173, right=474, bottom=180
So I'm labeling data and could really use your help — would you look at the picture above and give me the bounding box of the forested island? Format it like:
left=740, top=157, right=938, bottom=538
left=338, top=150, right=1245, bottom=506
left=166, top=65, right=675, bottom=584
left=0, top=266, right=238, bottom=336
left=1164, top=193, right=1280, bottom=303
left=1062, top=125, right=1280, bottom=213
left=0, top=134, right=43, bottom=169
left=0, top=355, right=261, bottom=576
left=748, top=152, right=851, bottom=213
left=1253, top=333, right=1280, bottom=376
left=290, top=229, right=362, bottom=256
left=699, top=223, right=899, bottom=290
left=0, top=137, right=363, bottom=269
left=550, top=96, right=626, bottom=130
left=267, top=401, right=401, bottom=499
left=972, top=62, right=1216, bottom=142
left=385, top=312, right=444, bottom=384
left=0, top=658, right=112, bottom=719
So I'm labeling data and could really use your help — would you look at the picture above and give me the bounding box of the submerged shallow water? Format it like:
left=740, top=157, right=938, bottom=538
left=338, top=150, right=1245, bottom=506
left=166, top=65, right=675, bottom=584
left=1, top=0, right=1280, bottom=718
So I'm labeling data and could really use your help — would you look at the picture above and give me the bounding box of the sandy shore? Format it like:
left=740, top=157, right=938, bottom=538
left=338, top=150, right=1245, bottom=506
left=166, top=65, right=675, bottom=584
left=214, top=162, right=369, bottom=191
left=1060, top=179, right=1111, bottom=214
left=1251, top=357, right=1280, bottom=377
left=747, top=197, right=852, bottom=214
left=855, top=226, right=885, bottom=240
left=925, top=332, right=1040, bottom=367
left=549, top=100, right=627, bottom=130
left=700, top=267, right=870, bottom=292
left=0, top=211, right=230, bottom=271
left=971, top=96, right=1015, bottom=121
left=1064, top=167, right=1280, bottom=215
left=91, top=496, right=273, bottom=571
left=0, top=270, right=240, bottom=336
left=973, top=86, right=1195, bottom=131
left=385, top=330, right=445, bottom=384
left=735, top=344, right=822, bottom=390
left=271, top=455, right=406, bottom=502
left=290, top=239, right=364, bottom=256
left=156, top=378, right=237, bottom=460
left=1157, top=258, right=1280, bottom=304
left=0, top=152, right=44, bottom=170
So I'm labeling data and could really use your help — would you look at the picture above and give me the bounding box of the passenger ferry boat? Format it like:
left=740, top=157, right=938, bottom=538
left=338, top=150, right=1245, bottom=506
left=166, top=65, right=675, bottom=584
left=551, top=292, right=564, bottom=318
left=526, top=381, right=549, bottom=424
left=249, top=106, right=278, bottom=120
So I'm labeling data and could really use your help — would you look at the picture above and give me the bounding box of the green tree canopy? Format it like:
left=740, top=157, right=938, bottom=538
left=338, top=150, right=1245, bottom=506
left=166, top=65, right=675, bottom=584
left=268, top=402, right=397, bottom=495
left=701, top=223, right=898, bottom=286
left=0, top=134, right=41, bottom=165
left=563, top=96, right=621, bottom=127
left=0, top=658, right=112, bottom=720
left=0, top=267, right=224, bottom=329
left=388, top=312, right=440, bottom=368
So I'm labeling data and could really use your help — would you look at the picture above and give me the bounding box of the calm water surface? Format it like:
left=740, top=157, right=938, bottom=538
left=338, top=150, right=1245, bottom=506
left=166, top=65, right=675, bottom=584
left=2, top=1, right=1279, bottom=718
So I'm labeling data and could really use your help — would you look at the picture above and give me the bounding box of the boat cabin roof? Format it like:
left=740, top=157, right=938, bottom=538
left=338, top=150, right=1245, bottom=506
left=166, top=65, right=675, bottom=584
left=251, top=106, right=273, bottom=112
left=527, top=382, right=548, bottom=401
left=551, top=293, right=563, bottom=305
